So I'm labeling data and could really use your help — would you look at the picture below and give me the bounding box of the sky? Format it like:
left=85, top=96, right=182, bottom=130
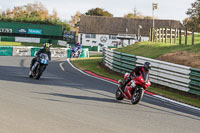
left=0, top=0, right=196, bottom=23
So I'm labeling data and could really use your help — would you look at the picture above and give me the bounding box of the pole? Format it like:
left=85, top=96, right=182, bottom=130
left=152, top=1, right=158, bottom=29
left=152, top=3, right=154, bottom=28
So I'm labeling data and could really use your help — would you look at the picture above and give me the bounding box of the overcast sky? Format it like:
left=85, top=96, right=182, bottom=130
left=0, top=0, right=196, bottom=22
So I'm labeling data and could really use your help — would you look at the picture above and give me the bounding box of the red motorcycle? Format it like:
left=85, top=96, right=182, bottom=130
left=116, top=72, right=151, bottom=104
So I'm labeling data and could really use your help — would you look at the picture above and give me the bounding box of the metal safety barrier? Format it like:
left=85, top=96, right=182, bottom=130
left=103, top=48, right=200, bottom=95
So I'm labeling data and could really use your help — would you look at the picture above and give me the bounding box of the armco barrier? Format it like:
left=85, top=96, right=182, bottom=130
left=103, top=49, right=136, bottom=74
left=0, top=46, right=13, bottom=56
left=103, top=48, right=200, bottom=95
left=189, top=68, right=200, bottom=95
left=136, top=56, right=190, bottom=92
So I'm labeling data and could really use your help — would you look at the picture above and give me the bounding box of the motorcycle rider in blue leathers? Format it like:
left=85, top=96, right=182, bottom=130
left=30, top=43, right=51, bottom=72
left=71, top=41, right=82, bottom=58
left=75, top=41, right=82, bottom=52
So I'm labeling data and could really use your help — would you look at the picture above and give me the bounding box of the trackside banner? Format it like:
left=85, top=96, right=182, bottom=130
left=0, top=46, right=13, bottom=56
left=12, top=47, right=32, bottom=56
left=15, top=37, right=40, bottom=43
left=50, top=48, right=68, bottom=58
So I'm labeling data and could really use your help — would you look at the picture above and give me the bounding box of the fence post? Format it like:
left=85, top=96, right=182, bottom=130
left=155, top=29, right=158, bottom=43
left=149, top=28, right=152, bottom=41
left=162, top=28, right=164, bottom=43
left=165, top=28, right=167, bottom=43
left=192, top=28, right=194, bottom=45
left=177, top=28, right=179, bottom=40
left=152, top=28, right=154, bottom=42
left=179, top=28, right=182, bottom=45
left=185, top=28, right=188, bottom=45
left=159, top=28, right=161, bottom=42
left=174, top=28, right=177, bottom=44
left=170, top=28, right=172, bottom=44
left=151, top=27, right=153, bottom=42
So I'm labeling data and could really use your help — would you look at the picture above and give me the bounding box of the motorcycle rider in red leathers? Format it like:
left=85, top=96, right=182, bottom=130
left=121, top=62, right=152, bottom=92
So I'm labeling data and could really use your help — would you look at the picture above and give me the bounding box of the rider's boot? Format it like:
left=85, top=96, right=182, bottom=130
left=120, top=83, right=125, bottom=92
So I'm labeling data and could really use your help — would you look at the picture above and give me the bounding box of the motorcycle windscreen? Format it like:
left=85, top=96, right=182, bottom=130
left=40, top=53, right=49, bottom=64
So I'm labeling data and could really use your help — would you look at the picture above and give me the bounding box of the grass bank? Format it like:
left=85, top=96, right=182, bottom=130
left=116, top=34, right=200, bottom=59
left=71, top=58, right=200, bottom=108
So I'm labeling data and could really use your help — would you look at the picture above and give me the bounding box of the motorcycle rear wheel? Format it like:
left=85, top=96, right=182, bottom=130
left=131, top=88, right=144, bottom=104
left=115, top=88, right=124, bottom=100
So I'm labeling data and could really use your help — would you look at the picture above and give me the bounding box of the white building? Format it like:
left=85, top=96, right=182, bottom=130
left=78, top=15, right=183, bottom=48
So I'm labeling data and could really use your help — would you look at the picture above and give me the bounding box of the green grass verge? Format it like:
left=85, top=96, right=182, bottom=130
left=89, top=53, right=103, bottom=57
left=71, top=58, right=200, bottom=108
left=0, top=41, right=65, bottom=48
left=149, top=87, right=200, bottom=107
left=71, top=58, right=121, bottom=80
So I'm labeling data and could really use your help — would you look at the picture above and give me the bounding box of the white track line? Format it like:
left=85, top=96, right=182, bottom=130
left=59, top=62, right=65, bottom=71
left=154, top=95, right=200, bottom=111
left=67, top=59, right=200, bottom=112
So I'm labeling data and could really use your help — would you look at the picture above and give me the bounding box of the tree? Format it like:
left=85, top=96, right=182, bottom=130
left=69, top=11, right=82, bottom=30
left=0, top=1, right=71, bottom=31
left=144, top=16, right=153, bottom=19
left=185, top=0, right=200, bottom=31
left=85, top=8, right=113, bottom=17
left=124, top=13, right=135, bottom=19
left=124, top=12, right=152, bottom=19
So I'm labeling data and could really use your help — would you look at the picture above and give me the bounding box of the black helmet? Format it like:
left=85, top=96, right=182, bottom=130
left=144, top=62, right=151, bottom=71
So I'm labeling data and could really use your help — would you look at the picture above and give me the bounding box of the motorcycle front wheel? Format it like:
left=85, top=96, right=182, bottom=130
left=36, top=66, right=44, bottom=79
left=29, top=70, right=33, bottom=78
left=115, top=88, right=124, bottom=100
left=131, top=88, right=144, bottom=104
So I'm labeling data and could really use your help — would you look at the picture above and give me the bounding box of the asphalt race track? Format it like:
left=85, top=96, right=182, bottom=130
left=0, top=56, right=199, bottom=133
